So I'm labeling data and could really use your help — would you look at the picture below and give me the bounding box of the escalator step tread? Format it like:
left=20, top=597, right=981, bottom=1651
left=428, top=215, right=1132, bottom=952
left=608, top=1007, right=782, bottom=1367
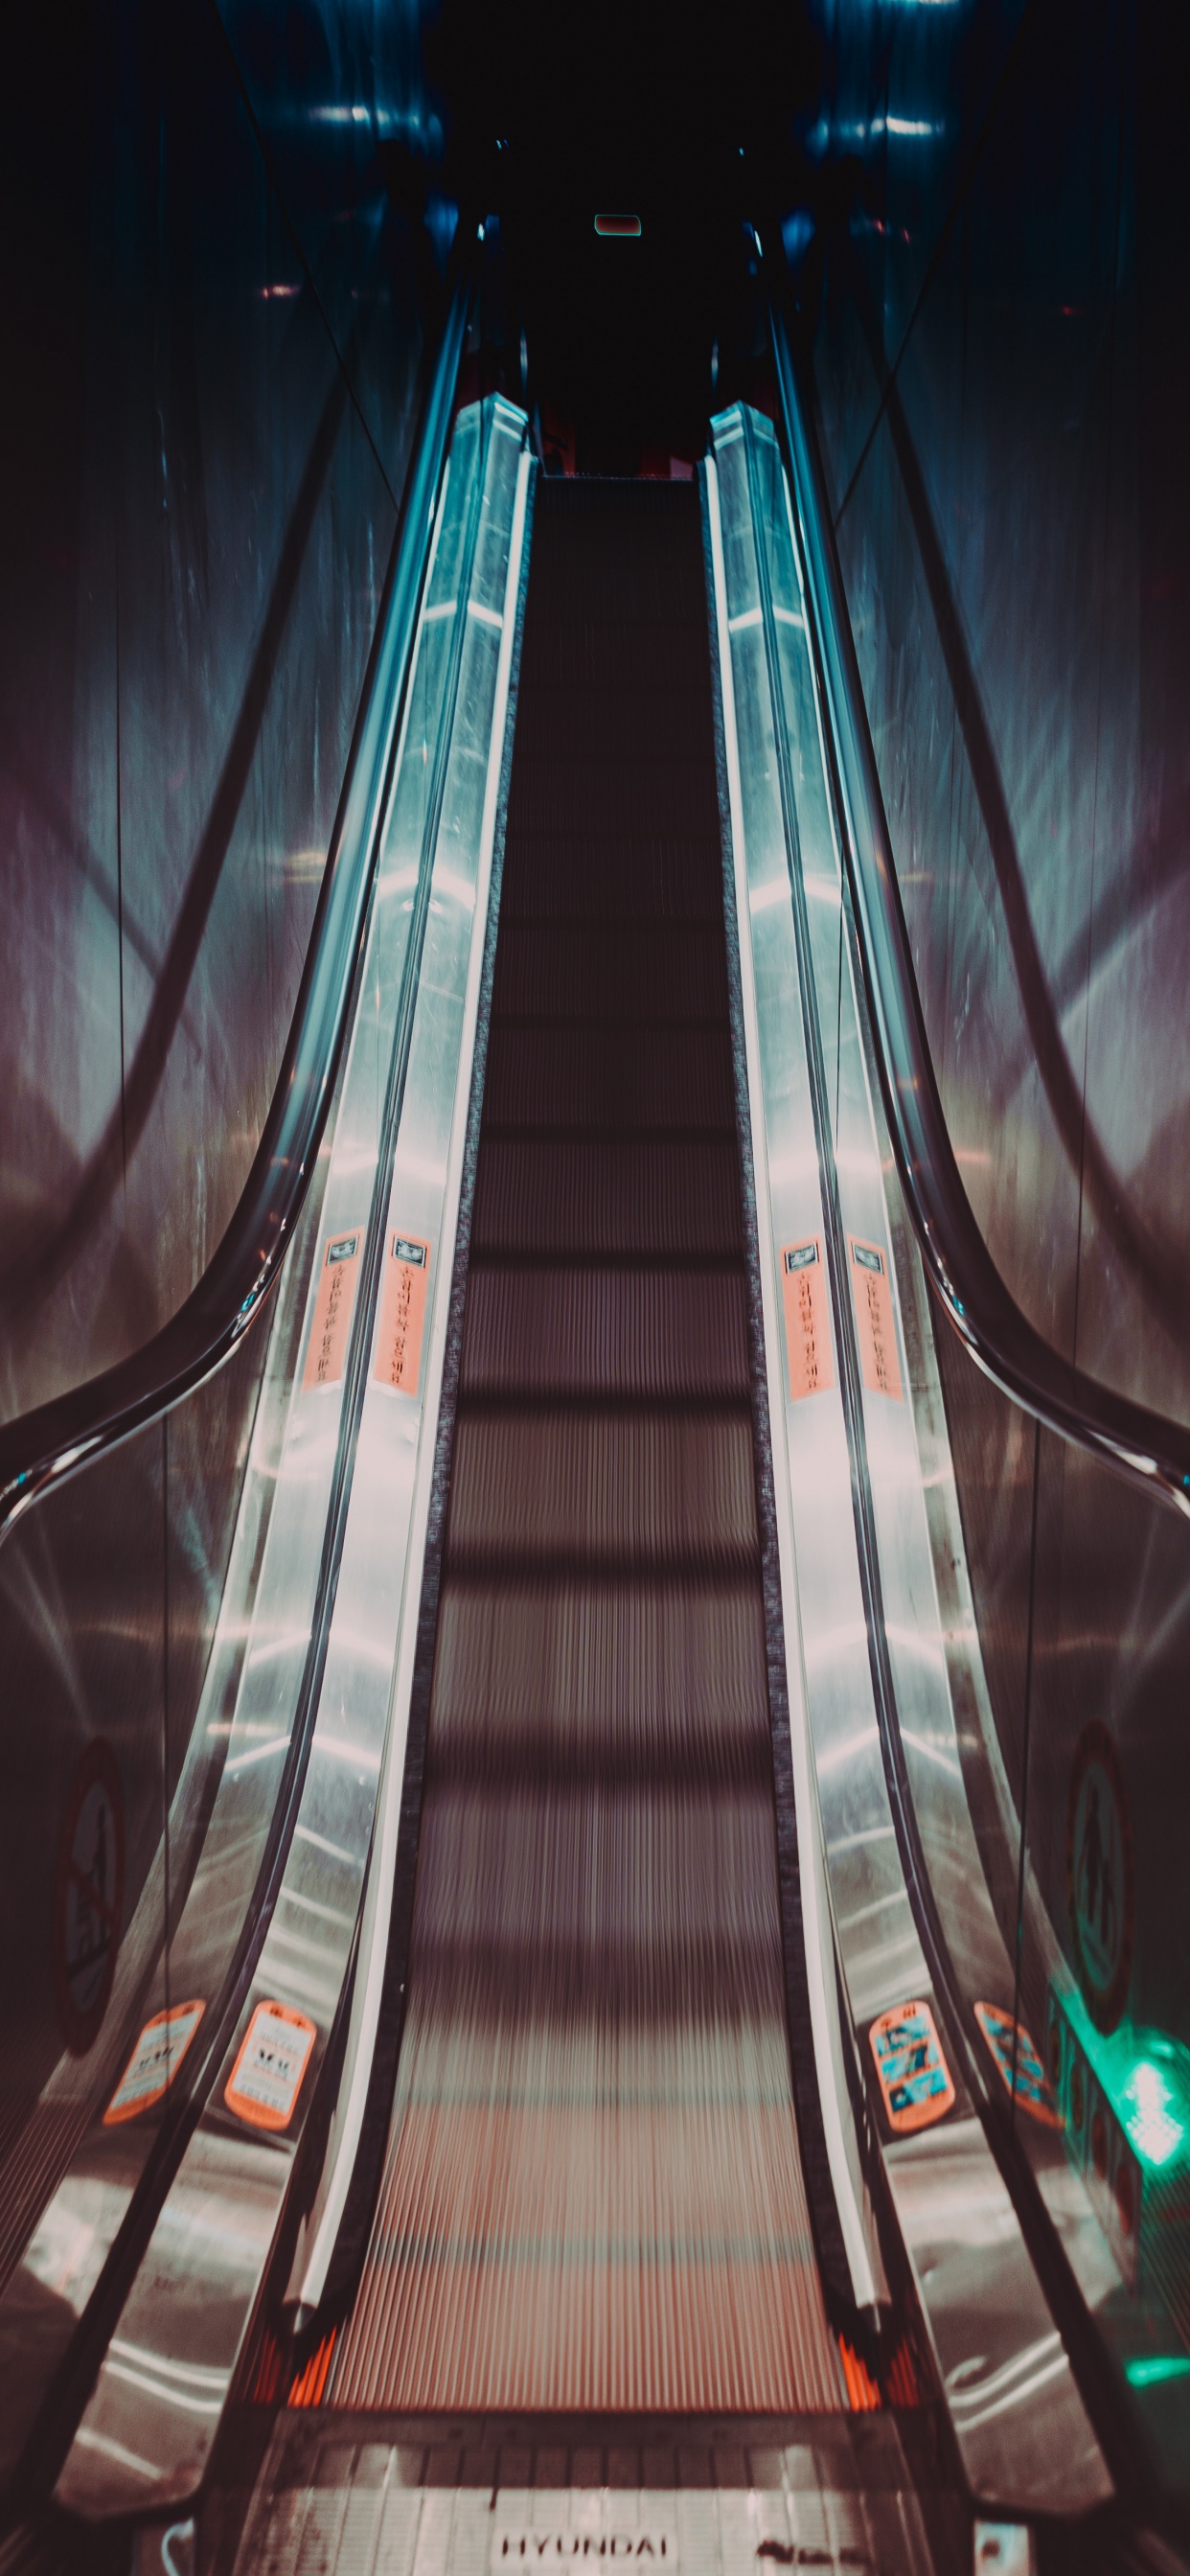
left=444, top=1408, right=760, bottom=1568
left=496, top=836, right=724, bottom=924
left=427, top=1577, right=771, bottom=1746
left=508, top=767, right=713, bottom=838
left=482, top=1024, right=738, bottom=1134
left=492, top=921, right=728, bottom=1020
left=459, top=1266, right=750, bottom=1399
left=471, top=1138, right=745, bottom=1257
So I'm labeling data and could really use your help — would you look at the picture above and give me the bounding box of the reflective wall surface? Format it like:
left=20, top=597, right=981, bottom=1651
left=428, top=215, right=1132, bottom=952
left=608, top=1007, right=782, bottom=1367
left=796, top=0, right=1190, bottom=2505
left=920, top=1276, right=1190, bottom=2496
left=806, top=0, right=1190, bottom=1426
left=0, top=0, right=433, bottom=1424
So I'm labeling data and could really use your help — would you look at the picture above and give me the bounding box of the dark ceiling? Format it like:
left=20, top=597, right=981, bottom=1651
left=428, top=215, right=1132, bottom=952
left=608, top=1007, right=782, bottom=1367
left=421, top=0, right=824, bottom=465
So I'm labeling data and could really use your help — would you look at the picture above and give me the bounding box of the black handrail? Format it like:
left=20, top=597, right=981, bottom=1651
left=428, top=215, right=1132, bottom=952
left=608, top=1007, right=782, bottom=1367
left=0, top=276, right=470, bottom=1546
left=770, top=297, right=1190, bottom=1522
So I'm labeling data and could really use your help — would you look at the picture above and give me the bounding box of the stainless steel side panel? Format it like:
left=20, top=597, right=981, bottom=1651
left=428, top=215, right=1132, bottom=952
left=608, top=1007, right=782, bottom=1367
left=706, top=406, right=1110, bottom=2518
left=55, top=401, right=532, bottom=2518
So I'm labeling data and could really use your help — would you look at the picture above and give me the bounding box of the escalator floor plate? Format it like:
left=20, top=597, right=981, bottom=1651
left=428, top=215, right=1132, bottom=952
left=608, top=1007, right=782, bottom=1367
left=231, top=2417, right=947, bottom=2576
left=330, top=482, right=840, bottom=2418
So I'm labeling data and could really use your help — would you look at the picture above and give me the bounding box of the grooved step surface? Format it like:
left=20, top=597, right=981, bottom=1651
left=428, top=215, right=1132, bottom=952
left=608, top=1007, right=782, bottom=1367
left=499, top=840, right=723, bottom=923
left=482, top=1025, right=736, bottom=1133
left=492, top=923, right=728, bottom=1020
left=471, top=1139, right=744, bottom=1259
left=445, top=1410, right=759, bottom=1570
left=459, top=1270, right=750, bottom=1401
left=331, top=480, right=840, bottom=2417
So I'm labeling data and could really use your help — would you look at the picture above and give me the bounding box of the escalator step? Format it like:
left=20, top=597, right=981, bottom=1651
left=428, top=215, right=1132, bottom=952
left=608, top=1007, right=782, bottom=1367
left=471, top=1138, right=745, bottom=1258
left=482, top=1024, right=737, bottom=1135
left=492, top=920, right=728, bottom=1022
left=427, top=1577, right=772, bottom=1767
left=497, top=835, right=724, bottom=923
left=459, top=1267, right=750, bottom=1399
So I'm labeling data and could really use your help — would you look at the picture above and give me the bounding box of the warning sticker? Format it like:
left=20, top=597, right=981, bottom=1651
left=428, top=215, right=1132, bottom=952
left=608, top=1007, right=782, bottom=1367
left=374, top=1232, right=430, bottom=1395
left=303, top=1231, right=362, bottom=1390
left=974, top=2001, right=1063, bottom=2128
left=104, top=1999, right=205, bottom=2126
left=781, top=1238, right=834, bottom=1399
left=869, top=1998, right=955, bottom=2134
left=224, top=2000, right=316, bottom=2133
left=1066, top=1721, right=1134, bottom=2034
left=54, top=1740, right=126, bottom=2056
left=849, top=1238, right=904, bottom=1402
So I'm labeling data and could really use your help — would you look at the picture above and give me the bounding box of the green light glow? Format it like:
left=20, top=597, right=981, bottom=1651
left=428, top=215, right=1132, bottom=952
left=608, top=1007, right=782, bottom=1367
left=1126, top=2356, right=1190, bottom=2390
left=1121, top=2059, right=1185, bottom=2169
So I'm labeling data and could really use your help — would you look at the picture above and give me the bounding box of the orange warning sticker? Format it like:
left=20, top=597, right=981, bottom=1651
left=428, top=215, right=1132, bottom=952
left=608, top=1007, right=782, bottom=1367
left=303, top=1231, right=362, bottom=1390
left=225, top=1999, right=316, bottom=2133
left=850, top=1237, right=904, bottom=1402
left=374, top=1232, right=430, bottom=1394
left=103, top=1998, right=205, bottom=2126
left=869, top=1998, right=955, bottom=2134
left=781, top=1238, right=834, bottom=1399
left=975, top=2002, right=1063, bottom=2128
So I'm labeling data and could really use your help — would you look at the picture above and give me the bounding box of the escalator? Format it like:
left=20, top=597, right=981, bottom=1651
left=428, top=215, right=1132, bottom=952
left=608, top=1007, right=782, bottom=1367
left=331, top=475, right=840, bottom=2414
left=215, top=472, right=951, bottom=2576
left=2, top=242, right=1190, bottom=2576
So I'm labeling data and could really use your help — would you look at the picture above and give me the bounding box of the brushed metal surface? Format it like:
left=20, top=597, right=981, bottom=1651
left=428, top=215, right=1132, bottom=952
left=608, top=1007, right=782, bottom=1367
left=53, top=399, right=530, bottom=2516
left=708, top=403, right=1110, bottom=2517
left=0, top=384, right=472, bottom=2483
